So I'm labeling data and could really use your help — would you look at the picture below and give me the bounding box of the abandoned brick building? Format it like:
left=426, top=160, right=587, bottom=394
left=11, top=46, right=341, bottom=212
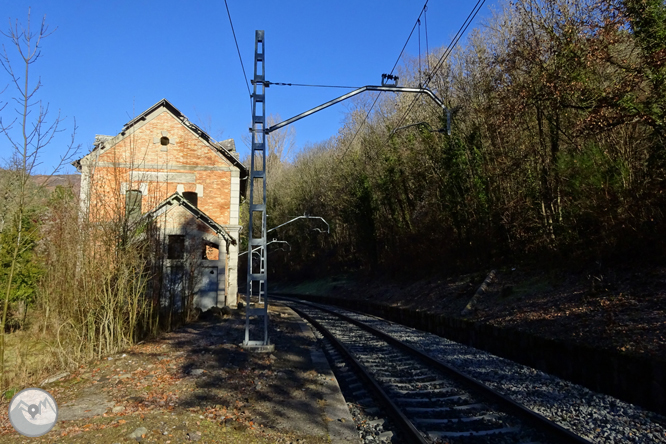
left=73, top=99, right=247, bottom=309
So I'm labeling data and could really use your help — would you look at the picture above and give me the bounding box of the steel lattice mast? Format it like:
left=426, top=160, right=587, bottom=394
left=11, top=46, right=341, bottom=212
left=243, top=30, right=271, bottom=350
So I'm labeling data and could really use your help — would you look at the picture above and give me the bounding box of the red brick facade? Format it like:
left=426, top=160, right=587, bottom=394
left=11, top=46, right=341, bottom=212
left=74, top=99, right=246, bottom=307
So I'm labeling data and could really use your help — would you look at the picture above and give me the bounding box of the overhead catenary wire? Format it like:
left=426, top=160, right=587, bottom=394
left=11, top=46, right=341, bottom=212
left=390, top=0, right=487, bottom=135
left=224, top=0, right=252, bottom=108
left=389, top=2, right=428, bottom=74
left=418, top=18, right=422, bottom=86
left=429, top=0, right=486, bottom=85
left=266, top=82, right=359, bottom=89
left=339, top=0, right=430, bottom=161
left=425, top=6, right=431, bottom=73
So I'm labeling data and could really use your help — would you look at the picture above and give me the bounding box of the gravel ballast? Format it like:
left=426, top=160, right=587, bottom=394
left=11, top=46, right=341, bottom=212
left=331, top=307, right=666, bottom=444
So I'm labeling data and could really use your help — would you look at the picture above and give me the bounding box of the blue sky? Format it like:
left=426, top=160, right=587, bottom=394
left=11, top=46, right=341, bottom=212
left=1, top=1, right=494, bottom=174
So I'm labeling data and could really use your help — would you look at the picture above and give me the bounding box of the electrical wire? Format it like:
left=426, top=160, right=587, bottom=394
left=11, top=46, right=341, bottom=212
left=338, top=0, right=430, bottom=161
left=389, top=1, right=429, bottom=75
left=430, top=0, right=485, bottom=82
left=418, top=19, right=422, bottom=86
left=267, top=82, right=359, bottom=89
left=425, top=6, right=431, bottom=73
left=224, top=0, right=252, bottom=106
left=390, top=0, right=487, bottom=135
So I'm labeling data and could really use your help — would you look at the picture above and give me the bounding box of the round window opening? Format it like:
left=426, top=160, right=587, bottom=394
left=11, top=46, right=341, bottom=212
left=160, top=136, right=170, bottom=146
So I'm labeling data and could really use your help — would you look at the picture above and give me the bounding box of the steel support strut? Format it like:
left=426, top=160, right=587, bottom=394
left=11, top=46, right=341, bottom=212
left=266, top=85, right=448, bottom=134
left=243, top=30, right=271, bottom=350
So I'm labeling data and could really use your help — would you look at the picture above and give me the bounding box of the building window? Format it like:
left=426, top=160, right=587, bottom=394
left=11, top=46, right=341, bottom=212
left=203, top=242, right=219, bottom=260
left=125, top=190, right=142, bottom=220
left=168, top=235, right=185, bottom=259
left=183, top=191, right=198, bottom=208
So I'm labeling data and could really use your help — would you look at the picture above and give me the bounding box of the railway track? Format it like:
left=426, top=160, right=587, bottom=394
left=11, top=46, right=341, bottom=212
left=278, top=297, right=592, bottom=444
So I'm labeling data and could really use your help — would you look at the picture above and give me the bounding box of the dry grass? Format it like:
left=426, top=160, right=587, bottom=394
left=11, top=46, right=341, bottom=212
left=1, top=185, right=181, bottom=392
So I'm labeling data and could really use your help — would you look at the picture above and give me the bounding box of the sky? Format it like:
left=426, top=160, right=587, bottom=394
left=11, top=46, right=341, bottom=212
left=1, top=0, right=496, bottom=174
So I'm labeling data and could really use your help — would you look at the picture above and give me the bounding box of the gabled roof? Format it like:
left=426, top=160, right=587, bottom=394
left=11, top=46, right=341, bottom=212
left=144, top=192, right=235, bottom=244
left=72, top=98, right=247, bottom=174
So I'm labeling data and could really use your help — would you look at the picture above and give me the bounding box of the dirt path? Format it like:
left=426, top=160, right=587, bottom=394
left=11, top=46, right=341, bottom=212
left=0, top=307, right=341, bottom=443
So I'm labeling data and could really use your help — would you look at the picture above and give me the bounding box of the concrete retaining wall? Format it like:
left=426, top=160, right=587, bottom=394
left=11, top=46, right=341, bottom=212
left=283, top=293, right=666, bottom=416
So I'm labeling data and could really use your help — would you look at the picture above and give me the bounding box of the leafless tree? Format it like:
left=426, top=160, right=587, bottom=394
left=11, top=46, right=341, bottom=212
left=0, top=9, right=78, bottom=385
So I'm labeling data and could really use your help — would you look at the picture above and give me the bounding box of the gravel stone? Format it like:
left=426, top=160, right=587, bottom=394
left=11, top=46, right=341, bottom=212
left=128, top=426, right=148, bottom=440
left=341, top=307, right=666, bottom=444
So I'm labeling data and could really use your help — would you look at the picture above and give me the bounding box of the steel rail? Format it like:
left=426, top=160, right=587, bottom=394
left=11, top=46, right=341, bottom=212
left=279, top=296, right=593, bottom=444
left=289, top=305, right=430, bottom=444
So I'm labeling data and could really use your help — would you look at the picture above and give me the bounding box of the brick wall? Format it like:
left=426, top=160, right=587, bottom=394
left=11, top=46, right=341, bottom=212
left=85, top=111, right=233, bottom=224
left=77, top=103, right=244, bottom=307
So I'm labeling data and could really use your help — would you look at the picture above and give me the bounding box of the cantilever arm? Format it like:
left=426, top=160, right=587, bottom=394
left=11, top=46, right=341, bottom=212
left=239, top=239, right=292, bottom=257
left=267, top=214, right=330, bottom=234
left=265, top=86, right=446, bottom=134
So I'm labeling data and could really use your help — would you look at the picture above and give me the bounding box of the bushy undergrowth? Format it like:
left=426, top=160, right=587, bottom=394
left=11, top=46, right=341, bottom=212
left=39, top=187, right=150, bottom=367
left=0, top=184, right=194, bottom=392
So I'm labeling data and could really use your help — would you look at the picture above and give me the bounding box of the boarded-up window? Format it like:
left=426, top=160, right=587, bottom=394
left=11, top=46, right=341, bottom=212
left=183, top=191, right=198, bottom=208
left=125, top=190, right=142, bottom=219
left=168, top=235, right=185, bottom=259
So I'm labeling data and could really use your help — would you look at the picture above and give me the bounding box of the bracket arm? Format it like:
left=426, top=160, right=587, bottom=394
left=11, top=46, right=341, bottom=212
left=265, top=86, right=446, bottom=134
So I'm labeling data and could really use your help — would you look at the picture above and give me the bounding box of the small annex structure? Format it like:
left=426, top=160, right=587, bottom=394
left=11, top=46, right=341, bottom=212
left=73, top=99, right=247, bottom=309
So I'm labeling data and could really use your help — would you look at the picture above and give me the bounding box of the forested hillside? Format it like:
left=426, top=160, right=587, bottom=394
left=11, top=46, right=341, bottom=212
left=261, top=0, right=666, bottom=279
